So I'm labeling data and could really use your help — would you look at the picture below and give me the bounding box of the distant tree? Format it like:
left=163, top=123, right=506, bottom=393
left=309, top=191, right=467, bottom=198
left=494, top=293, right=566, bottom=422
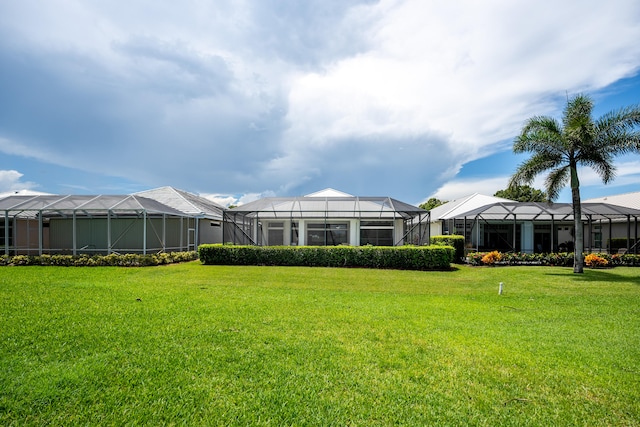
left=494, top=185, right=546, bottom=202
left=419, top=197, right=447, bottom=211
left=509, top=94, right=640, bottom=273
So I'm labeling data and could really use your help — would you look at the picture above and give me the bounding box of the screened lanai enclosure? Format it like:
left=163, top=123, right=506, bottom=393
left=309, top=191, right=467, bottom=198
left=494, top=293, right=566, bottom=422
left=0, top=194, right=206, bottom=255
left=434, top=201, right=640, bottom=254
left=224, top=192, right=429, bottom=246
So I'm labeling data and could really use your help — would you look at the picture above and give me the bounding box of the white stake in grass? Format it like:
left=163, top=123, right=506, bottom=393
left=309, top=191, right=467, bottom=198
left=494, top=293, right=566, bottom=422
left=499, top=282, right=504, bottom=295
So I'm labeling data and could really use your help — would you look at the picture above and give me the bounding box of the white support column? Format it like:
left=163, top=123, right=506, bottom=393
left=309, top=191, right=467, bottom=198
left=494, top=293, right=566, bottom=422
left=393, top=218, right=403, bottom=246
left=253, top=217, right=259, bottom=245
left=350, top=219, right=358, bottom=246
left=298, top=219, right=306, bottom=246
left=283, top=219, right=291, bottom=246
left=521, top=221, right=534, bottom=253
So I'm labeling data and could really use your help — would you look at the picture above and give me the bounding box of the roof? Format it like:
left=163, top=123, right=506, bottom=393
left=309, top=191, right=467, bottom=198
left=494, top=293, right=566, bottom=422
left=429, top=193, right=513, bottom=220
left=135, top=186, right=224, bottom=219
left=0, top=194, right=186, bottom=218
left=305, top=188, right=354, bottom=197
left=443, top=201, right=640, bottom=221
left=584, top=191, right=640, bottom=210
left=229, top=192, right=426, bottom=219
left=0, top=189, right=51, bottom=198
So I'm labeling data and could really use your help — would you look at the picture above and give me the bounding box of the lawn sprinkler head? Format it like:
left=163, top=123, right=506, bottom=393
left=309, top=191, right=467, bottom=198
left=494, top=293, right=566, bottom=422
left=499, top=282, right=503, bottom=295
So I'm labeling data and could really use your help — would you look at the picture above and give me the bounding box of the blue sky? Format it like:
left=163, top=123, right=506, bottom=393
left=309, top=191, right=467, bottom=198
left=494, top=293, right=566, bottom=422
left=1, top=0, right=639, bottom=206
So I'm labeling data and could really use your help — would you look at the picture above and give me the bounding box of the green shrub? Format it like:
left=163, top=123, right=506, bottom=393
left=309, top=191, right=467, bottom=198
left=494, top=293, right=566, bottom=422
left=430, top=235, right=465, bottom=263
left=198, top=244, right=454, bottom=270
left=0, top=251, right=198, bottom=267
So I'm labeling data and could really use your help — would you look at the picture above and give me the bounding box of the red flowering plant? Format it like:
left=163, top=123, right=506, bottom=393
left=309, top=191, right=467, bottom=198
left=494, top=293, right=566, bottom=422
left=481, top=250, right=502, bottom=266
left=584, top=253, right=608, bottom=268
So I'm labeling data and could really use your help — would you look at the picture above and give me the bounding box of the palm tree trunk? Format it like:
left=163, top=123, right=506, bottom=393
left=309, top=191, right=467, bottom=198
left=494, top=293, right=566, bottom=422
left=570, top=164, right=584, bottom=273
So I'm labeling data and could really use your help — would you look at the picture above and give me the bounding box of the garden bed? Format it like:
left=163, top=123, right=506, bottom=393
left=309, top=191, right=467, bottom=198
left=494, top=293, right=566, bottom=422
left=466, top=251, right=640, bottom=267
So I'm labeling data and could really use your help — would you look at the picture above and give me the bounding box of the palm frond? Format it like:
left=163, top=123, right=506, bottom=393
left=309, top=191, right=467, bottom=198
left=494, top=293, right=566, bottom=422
left=511, top=93, right=640, bottom=205
left=595, top=104, right=640, bottom=154
left=563, top=95, right=596, bottom=150
left=544, top=166, right=570, bottom=201
left=562, top=94, right=593, bottom=130
left=578, top=147, right=616, bottom=183
left=514, top=116, right=564, bottom=155
left=509, top=152, right=563, bottom=187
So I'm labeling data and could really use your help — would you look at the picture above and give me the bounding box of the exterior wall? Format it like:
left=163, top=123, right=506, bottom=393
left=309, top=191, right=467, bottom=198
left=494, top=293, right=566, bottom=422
left=428, top=213, right=640, bottom=254
left=555, top=225, right=574, bottom=251
left=393, top=218, right=404, bottom=245
left=586, top=219, right=639, bottom=253
left=435, top=219, right=640, bottom=254
left=48, top=216, right=193, bottom=254
left=12, top=219, right=50, bottom=254
left=455, top=220, right=576, bottom=253
left=429, top=222, right=443, bottom=238
left=198, top=219, right=223, bottom=246
left=254, top=218, right=404, bottom=246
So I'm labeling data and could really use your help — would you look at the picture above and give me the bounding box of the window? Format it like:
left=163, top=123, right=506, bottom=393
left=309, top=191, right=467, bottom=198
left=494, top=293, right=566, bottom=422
left=267, top=222, right=284, bottom=246
left=592, top=224, right=602, bottom=248
left=0, top=220, right=12, bottom=247
left=360, top=221, right=394, bottom=246
left=307, top=222, right=349, bottom=246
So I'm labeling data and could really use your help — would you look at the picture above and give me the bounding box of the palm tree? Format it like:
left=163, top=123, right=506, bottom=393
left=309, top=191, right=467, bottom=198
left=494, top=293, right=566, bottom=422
left=509, top=94, right=640, bottom=273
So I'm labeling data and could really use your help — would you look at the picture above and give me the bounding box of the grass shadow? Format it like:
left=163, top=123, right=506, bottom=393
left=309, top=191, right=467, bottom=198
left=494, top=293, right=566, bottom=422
left=545, top=268, right=640, bottom=285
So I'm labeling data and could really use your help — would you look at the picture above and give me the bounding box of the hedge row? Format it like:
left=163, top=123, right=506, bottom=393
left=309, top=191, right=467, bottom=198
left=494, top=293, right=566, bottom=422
left=198, top=244, right=455, bottom=270
left=0, top=251, right=198, bottom=267
left=466, top=251, right=640, bottom=267
left=430, top=235, right=465, bottom=263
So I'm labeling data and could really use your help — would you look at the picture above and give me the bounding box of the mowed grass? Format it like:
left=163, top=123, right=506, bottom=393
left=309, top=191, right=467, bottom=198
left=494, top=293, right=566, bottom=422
left=1, top=263, right=639, bottom=426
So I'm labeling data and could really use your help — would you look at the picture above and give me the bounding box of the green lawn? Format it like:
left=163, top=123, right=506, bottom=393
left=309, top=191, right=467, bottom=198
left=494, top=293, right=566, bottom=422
left=1, top=263, right=639, bottom=426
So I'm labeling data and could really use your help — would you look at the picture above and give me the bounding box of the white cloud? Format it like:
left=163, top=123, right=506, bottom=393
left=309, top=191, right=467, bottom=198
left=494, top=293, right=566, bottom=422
left=429, top=176, right=511, bottom=202
left=578, top=159, right=640, bottom=188
left=0, top=170, right=38, bottom=193
left=285, top=0, right=640, bottom=151
left=278, top=0, right=640, bottom=198
left=238, top=191, right=276, bottom=206
left=434, top=159, right=640, bottom=204
left=201, top=194, right=238, bottom=208
left=0, top=0, right=639, bottom=201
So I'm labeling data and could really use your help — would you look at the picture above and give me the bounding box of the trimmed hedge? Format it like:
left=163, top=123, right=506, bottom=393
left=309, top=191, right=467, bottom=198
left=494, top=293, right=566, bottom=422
left=430, top=235, right=465, bottom=263
left=0, top=251, right=198, bottom=267
left=198, top=244, right=455, bottom=270
left=466, top=251, right=640, bottom=267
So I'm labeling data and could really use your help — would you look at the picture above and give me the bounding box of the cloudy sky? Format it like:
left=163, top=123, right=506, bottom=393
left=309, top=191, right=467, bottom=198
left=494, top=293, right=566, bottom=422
left=1, top=0, right=640, bottom=206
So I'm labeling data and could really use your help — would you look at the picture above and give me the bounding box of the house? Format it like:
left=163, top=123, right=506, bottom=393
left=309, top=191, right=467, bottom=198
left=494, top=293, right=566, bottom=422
left=0, top=187, right=225, bottom=255
left=427, top=192, right=640, bottom=254
left=135, top=186, right=226, bottom=248
left=428, top=193, right=512, bottom=238
left=4, top=183, right=636, bottom=255
left=584, top=191, right=640, bottom=253
left=225, top=188, right=428, bottom=246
